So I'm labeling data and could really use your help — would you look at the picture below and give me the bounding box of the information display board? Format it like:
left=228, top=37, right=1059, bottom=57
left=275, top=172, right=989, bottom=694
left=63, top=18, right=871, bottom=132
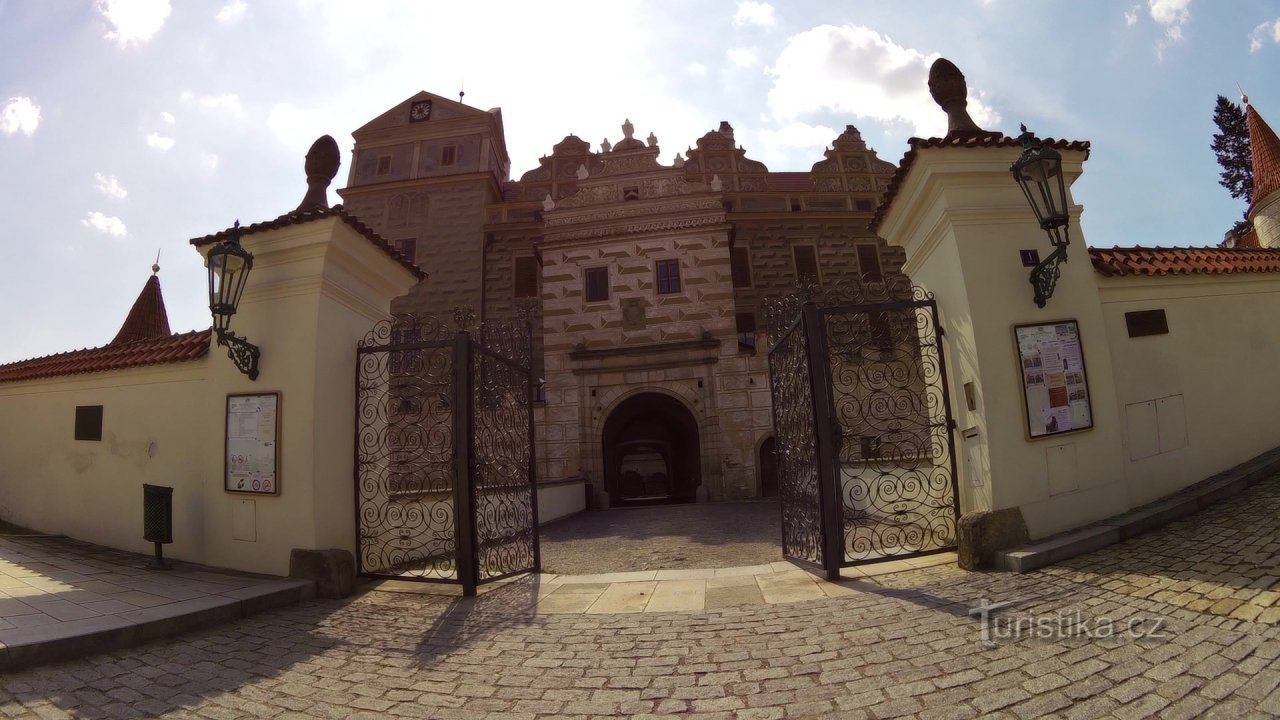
left=225, top=392, right=280, bottom=494
left=1014, top=321, right=1093, bottom=439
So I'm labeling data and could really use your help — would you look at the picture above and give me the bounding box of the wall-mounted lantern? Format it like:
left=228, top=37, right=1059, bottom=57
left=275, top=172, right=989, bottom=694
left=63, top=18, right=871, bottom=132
left=1011, top=124, right=1071, bottom=308
left=206, top=221, right=260, bottom=380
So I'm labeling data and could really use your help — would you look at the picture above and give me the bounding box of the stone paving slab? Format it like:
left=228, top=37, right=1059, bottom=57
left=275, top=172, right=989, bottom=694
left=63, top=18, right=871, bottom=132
left=0, top=535, right=313, bottom=673
left=7, top=477, right=1280, bottom=717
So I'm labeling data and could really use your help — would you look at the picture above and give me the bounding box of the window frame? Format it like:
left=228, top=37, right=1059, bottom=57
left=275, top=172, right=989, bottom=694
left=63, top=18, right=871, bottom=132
left=730, top=245, right=753, bottom=289
left=440, top=144, right=457, bottom=166
left=792, top=244, right=821, bottom=286
left=655, top=259, right=681, bottom=295
left=375, top=154, right=392, bottom=176
left=856, top=243, right=884, bottom=283
left=513, top=255, right=539, bottom=299
left=584, top=266, right=610, bottom=303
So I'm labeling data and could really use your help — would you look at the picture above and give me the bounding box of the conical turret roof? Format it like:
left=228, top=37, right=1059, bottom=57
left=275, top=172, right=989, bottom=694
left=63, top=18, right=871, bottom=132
left=1247, top=102, right=1280, bottom=206
left=111, top=271, right=171, bottom=345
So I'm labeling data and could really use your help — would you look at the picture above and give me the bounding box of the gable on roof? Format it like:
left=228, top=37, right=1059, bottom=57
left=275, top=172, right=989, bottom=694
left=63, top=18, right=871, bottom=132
left=353, top=91, right=500, bottom=137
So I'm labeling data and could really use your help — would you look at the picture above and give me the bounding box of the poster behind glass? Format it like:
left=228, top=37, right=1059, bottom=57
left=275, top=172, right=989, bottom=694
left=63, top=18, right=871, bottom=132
left=1014, top=321, right=1093, bottom=438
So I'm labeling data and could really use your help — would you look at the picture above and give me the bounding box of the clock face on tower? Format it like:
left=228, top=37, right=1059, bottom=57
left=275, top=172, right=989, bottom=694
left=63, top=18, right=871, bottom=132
left=409, top=100, right=432, bottom=123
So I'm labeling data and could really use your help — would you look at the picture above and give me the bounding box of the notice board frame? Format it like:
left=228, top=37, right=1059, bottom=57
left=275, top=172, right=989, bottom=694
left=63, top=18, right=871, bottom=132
left=1012, top=320, right=1095, bottom=440
left=224, top=391, right=281, bottom=495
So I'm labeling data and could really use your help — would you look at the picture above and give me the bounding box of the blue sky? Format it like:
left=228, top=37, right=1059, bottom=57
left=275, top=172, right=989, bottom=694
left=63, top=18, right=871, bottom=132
left=0, top=0, right=1277, bottom=363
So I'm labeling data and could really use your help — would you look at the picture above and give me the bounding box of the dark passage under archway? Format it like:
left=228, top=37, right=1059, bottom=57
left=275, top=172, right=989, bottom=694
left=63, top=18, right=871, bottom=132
left=602, top=392, right=700, bottom=506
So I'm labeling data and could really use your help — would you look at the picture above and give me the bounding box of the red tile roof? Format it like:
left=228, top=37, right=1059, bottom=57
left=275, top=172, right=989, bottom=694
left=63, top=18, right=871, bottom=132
left=1089, top=246, right=1280, bottom=277
left=767, top=172, right=813, bottom=191
left=112, top=274, right=171, bottom=345
left=0, top=329, right=211, bottom=384
left=1247, top=103, right=1280, bottom=207
left=189, top=205, right=425, bottom=280
left=869, top=133, right=1092, bottom=233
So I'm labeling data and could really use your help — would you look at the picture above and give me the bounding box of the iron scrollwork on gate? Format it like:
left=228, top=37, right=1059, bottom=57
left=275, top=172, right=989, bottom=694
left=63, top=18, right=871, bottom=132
left=765, top=278, right=960, bottom=576
left=355, top=311, right=539, bottom=594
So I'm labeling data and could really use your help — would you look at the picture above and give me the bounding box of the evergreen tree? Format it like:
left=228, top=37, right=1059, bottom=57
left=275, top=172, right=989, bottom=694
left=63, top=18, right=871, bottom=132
left=1211, top=95, right=1253, bottom=208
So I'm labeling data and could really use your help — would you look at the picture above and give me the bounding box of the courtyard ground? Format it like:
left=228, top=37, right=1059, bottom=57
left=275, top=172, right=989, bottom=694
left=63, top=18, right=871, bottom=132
left=539, top=500, right=782, bottom=574
left=5, top=476, right=1280, bottom=717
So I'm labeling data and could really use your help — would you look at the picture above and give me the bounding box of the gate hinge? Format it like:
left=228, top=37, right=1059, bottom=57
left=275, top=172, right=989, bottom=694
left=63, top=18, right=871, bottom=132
left=947, top=419, right=957, bottom=431
left=938, top=325, right=946, bottom=337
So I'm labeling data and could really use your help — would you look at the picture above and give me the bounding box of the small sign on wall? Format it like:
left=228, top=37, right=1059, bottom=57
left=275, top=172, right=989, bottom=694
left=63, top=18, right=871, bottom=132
left=1013, top=320, right=1094, bottom=439
left=225, top=392, right=280, bottom=495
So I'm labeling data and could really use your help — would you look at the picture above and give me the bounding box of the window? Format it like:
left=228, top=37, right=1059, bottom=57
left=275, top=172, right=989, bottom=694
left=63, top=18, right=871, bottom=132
left=394, top=238, right=417, bottom=265
left=730, top=246, right=753, bottom=288
left=623, top=186, right=640, bottom=201
left=855, top=199, right=874, bottom=212
left=75, top=405, right=103, bottom=441
left=375, top=155, right=391, bottom=175
left=656, top=259, right=681, bottom=294
left=584, top=267, right=609, bottom=302
left=856, top=244, right=883, bottom=283
left=793, top=245, right=820, bottom=285
left=440, top=145, right=457, bottom=166
left=514, top=256, right=539, bottom=298
left=736, top=312, right=757, bottom=353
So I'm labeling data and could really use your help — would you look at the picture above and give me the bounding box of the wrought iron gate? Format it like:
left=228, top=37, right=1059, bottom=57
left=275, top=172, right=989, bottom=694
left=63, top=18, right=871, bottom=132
left=764, top=279, right=959, bottom=579
left=354, top=313, right=539, bottom=595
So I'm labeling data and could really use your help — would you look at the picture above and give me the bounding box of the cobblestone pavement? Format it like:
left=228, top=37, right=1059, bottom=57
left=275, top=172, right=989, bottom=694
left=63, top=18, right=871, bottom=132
left=539, top=501, right=782, bottom=575
left=6, top=479, right=1280, bottom=718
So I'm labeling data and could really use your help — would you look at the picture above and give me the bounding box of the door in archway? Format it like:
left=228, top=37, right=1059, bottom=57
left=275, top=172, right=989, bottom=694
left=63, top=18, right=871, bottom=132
left=602, top=393, right=700, bottom=506
left=759, top=437, right=778, bottom=498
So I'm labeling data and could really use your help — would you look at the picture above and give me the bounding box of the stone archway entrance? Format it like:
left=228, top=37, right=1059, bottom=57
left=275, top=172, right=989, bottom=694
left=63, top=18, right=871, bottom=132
left=602, top=392, right=700, bottom=506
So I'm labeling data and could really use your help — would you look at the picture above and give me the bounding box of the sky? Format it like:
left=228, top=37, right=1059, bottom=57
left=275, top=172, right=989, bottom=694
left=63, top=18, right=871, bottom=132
left=0, top=0, right=1277, bottom=364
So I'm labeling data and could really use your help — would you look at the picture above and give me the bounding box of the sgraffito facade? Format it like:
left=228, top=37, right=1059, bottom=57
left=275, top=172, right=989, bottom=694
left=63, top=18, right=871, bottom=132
left=338, top=91, right=903, bottom=506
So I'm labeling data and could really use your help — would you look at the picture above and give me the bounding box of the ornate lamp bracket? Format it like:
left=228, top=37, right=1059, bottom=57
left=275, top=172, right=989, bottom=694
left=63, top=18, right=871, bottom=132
left=216, top=330, right=260, bottom=381
left=1029, top=243, right=1069, bottom=309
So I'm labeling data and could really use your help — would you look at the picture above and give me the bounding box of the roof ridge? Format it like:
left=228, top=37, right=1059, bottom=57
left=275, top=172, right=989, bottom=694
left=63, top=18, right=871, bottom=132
left=0, top=328, right=212, bottom=384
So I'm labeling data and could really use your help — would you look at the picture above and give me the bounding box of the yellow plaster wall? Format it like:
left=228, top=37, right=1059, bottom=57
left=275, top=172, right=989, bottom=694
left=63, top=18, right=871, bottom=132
left=0, top=362, right=211, bottom=560
left=1098, top=273, right=1280, bottom=504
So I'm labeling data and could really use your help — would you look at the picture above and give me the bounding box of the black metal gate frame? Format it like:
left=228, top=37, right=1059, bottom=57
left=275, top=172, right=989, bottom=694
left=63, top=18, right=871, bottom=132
left=354, top=315, right=540, bottom=596
left=768, top=291, right=960, bottom=581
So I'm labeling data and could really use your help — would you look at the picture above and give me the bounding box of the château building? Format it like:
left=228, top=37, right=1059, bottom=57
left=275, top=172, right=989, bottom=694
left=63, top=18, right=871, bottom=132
left=337, top=91, right=903, bottom=507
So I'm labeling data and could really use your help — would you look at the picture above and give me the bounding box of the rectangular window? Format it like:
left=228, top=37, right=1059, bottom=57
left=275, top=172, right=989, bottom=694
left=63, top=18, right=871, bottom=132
left=441, top=145, right=457, bottom=166
left=856, top=244, right=883, bottom=283
left=394, top=238, right=417, bottom=264
left=855, top=199, right=874, bottom=212
left=656, top=259, right=681, bottom=294
left=75, top=405, right=103, bottom=441
left=376, top=154, right=391, bottom=175
left=584, top=267, right=609, bottom=302
left=793, top=245, right=820, bottom=285
left=736, top=312, right=757, bottom=353
left=730, top=246, right=753, bottom=288
left=514, top=256, right=539, bottom=298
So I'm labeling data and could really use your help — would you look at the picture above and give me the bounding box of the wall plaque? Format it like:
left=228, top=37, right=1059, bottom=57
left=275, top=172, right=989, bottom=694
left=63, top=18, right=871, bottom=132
left=1013, top=321, right=1093, bottom=439
left=225, top=392, right=280, bottom=495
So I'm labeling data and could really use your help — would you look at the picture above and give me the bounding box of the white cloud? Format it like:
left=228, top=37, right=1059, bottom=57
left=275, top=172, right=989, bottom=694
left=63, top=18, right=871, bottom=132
left=96, top=0, right=171, bottom=47
left=727, top=47, right=759, bottom=68
left=146, top=132, right=175, bottom=151
left=733, top=1, right=775, bottom=28
left=183, top=91, right=246, bottom=119
left=266, top=102, right=330, bottom=154
left=684, top=62, right=708, bottom=77
left=758, top=122, right=838, bottom=150
left=81, top=211, right=128, bottom=237
left=766, top=25, right=999, bottom=138
left=1250, top=18, right=1280, bottom=53
left=1149, top=0, right=1190, bottom=58
left=1, top=97, right=41, bottom=136
left=93, top=173, right=128, bottom=199
left=216, top=0, right=247, bottom=24
left=1124, top=5, right=1140, bottom=26
left=160, top=110, right=175, bottom=124
left=201, top=152, right=220, bottom=171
